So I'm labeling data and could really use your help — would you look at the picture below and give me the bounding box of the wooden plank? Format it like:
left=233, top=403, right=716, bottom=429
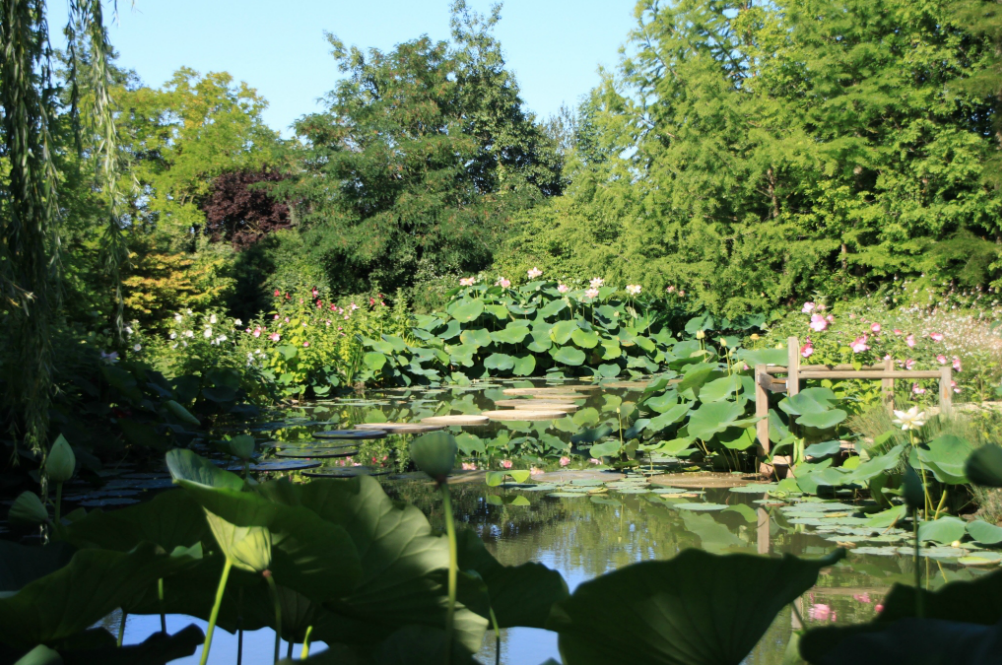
left=757, top=372, right=788, bottom=393
left=798, top=370, right=942, bottom=379
left=786, top=336, right=801, bottom=398
left=940, top=365, right=953, bottom=416
left=764, top=363, right=885, bottom=374
left=754, top=365, right=770, bottom=460
left=881, top=356, right=894, bottom=411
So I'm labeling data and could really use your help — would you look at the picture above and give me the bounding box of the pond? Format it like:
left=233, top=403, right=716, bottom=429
left=49, top=380, right=997, bottom=663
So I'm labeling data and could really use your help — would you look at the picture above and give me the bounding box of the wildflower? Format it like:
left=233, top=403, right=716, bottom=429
left=495, top=277, right=511, bottom=288
left=590, top=277, right=604, bottom=288
left=284, top=317, right=289, bottom=323
left=679, top=290, right=685, bottom=297
left=204, top=328, right=213, bottom=338
left=667, top=285, right=675, bottom=293
left=501, top=460, right=513, bottom=469
left=930, top=332, right=944, bottom=342
left=350, top=303, right=359, bottom=311
left=801, top=340, right=814, bottom=359
left=912, top=384, right=927, bottom=396
left=527, top=267, right=543, bottom=279
left=802, top=302, right=816, bottom=314
left=174, top=313, right=183, bottom=323
left=936, top=354, right=947, bottom=365
left=209, top=314, right=217, bottom=324
left=172, top=343, right=178, bottom=349
left=953, top=357, right=962, bottom=372
left=125, top=325, right=133, bottom=335
left=559, top=456, right=570, bottom=467
left=894, top=406, right=926, bottom=429
left=589, top=458, right=601, bottom=465
left=133, top=344, right=141, bottom=352
left=460, top=276, right=475, bottom=286
left=169, top=332, right=177, bottom=339
left=557, top=283, right=570, bottom=294
left=850, top=336, right=869, bottom=353
left=809, top=314, right=828, bottom=332
left=234, top=318, right=243, bottom=327
left=316, top=300, right=323, bottom=309
left=952, top=380, right=960, bottom=394
left=216, top=335, right=227, bottom=343
left=626, top=284, right=642, bottom=295
left=184, top=330, right=194, bottom=338
left=269, top=333, right=281, bottom=341
left=585, top=288, right=599, bottom=299
left=311, top=287, right=319, bottom=298
left=303, top=341, right=310, bottom=348
left=905, top=359, right=916, bottom=370
left=871, top=323, right=881, bottom=333
left=826, top=314, right=835, bottom=323
left=906, top=334, right=916, bottom=348
left=853, top=593, right=872, bottom=604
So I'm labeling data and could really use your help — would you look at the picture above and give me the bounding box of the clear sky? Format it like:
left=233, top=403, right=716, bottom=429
left=50, top=0, right=638, bottom=137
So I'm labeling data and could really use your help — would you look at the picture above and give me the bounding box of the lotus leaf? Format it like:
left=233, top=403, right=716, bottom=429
left=550, top=321, right=578, bottom=345
left=460, top=328, right=492, bottom=348
left=698, top=375, right=742, bottom=403
left=967, top=520, right=1002, bottom=545
left=796, top=409, right=847, bottom=429
left=483, top=353, right=515, bottom=372
left=448, top=299, right=485, bottom=323
left=779, top=387, right=838, bottom=416
left=526, top=330, right=553, bottom=353
left=918, top=516, right=968, bottom=544
left=589, top=441, right=622, bottom=457
left=919, top=435, right=973, bottom=483
left=570, top=328, right=600, bottom=349
left=688, top=401, right=746, bottom=441
left=805, top=440, right=843, bottom=459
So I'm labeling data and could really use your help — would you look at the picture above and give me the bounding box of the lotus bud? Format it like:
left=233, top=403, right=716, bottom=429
left=166, top=400, right=200, bottom=426
left=902, top=465, right=925, bottom=511
left=45, top=434, right=76, bottom=484
left=695, top=331, right=705, bottom=340
left=228, top=435, right=255, bottom=460
left=410, top=432, right=459, bottom=484
left=9, top=491, right=47, bottom=526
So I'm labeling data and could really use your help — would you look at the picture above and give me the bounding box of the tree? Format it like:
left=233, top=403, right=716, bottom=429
left=201, top=169, right=291, bottom=249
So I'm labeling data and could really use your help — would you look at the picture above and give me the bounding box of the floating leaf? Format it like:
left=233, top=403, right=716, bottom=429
left=551, top=346, right=586, bottom=367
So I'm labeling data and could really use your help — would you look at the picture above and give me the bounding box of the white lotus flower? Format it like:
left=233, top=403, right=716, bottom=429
left=892, top=406, right=926, bottom=431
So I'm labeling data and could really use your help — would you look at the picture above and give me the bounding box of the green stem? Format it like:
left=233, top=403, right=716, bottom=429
left=933, top=488, right=948, bottom=520
left=200, top=557, right=233, bottom=665
left=265, top=573, right=282, bottom=664
left=912, top=511, right=923, bottom=618
left=158, top=578, right=166, bottom=633
left=489, top=606, right=501, bottom=665
left=300, top=625, right=313, bottom=660
left=441, top=484, right=458, bottom=665
left=117, top=610, right=127, bottom=647
left=54, top=482, right=62, bottom=524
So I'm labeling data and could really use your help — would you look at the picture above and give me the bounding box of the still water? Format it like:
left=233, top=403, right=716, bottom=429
left=81, top=381, right=987, bottom=663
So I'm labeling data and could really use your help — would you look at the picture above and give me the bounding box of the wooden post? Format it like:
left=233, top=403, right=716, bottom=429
left=757, top=507, right=770, bottom=555
left=786, top=337, right=801, bottom=398
left=939, top=365, right=953, bottom=417
left=755, top=364, right=771, bottom=476
left=882, top=356, right=895, bottom=412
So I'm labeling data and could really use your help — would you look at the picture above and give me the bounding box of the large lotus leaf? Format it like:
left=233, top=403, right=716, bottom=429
left=454, top=433, right=486, bottom=455
left=918, top=516, right=968, bottom=544
left=455, top=529, right=568, bottom=628
left=512, top=354, right=536, bottom=376
left=551, top=346, right=586, bottom=366
left=484, top=304, right=509, bottom=320
left=166, top=448, right=245, bottom=490
left=597, top=362, right=621, bottom=377
left=588, top=440, right=622, bottom=457
left=678, top=363, right=720, bottom=394
left=738, top=348, right=788, bottom=367
left=699, top=375, right=742, bottom=403
left=550, top=321, right=578, bottom=345
left=363, top=352, right=388, bottom=372
left=844, top=445, right=905, bottom=485
left=571, top=407, right=600, bottom=427
left=648, top=404, right=692, bottom=433
left=483, top=353, right=515, bottom=372
left=294, top=477, right=489, bottom=652
left=717, top=426, right=757, bottom=451
left=548, top=548, right=845, bottom=665
left=966, top=445, right=1002, bottom=488
left=61, top=488, right=206, bottom=553
left=460, top=328, right=492, bottom=348
left=571, top=426, right=613, bottom=445
left=571, top=328, right=600, bottom=349
left=490, top=326, right=530, bottom=346
left=968, top=520, right=1002, bottom=545
left=538, top=300, right=568, bottom=319
left=526, top=330, right=553, bottom=353
left=447, top=299, right=484, bottom=324
left=449, top=344, right=478, bottom=368
left=796, top=409, right=847, bottom=430
left=804, top=440, right=843, bottom=459
left=919, top=435, right=973, bottom=483
left=600, top=340, right=621, bottom=360
left=645, top=390, right=679, bottom=413
left=203, top=510, right=272, bottom=573
left=800, top=568, right=1002, bottom=664
left=688, top=401, right=746, bottom=441
left=0, top=543, right=197, bottom=649
left=438, top=319, right=462, bottom=340
left=15, top=624, right=205, bottom=665
left=175, top=481, right=361, bottom=601
left=0, top=541, right=75, bottom=593
left=779, top=387, right=838, bottom=416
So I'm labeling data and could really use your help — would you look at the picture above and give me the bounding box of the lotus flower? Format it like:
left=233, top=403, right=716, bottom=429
left=906, top=334, right=916, bottom=348
left=894, top=406, right=926, bottom=429
left=953, top=357, right=962, bottom=372
left=590, top=277, right=604, bottom=288
left=557, top=283, right=570, bottom=294
left=850, top=336, right=869, bottom=353
left=871, top=323, right=881, bottom=333
left=501, top=459, right=513, bottom=469
left=461, top=462, right=477, bottom=471
left=801, top=340, right=814, bottom=359
left=460, top=277, right=475, bottom=286
left=495, top=277, right=511, bottom=288
left=527, top=267, right=543, bottom=279
left=589, top=458, right=601, bottom=465
left=626, top=284, right=642, bottom=295
left=809, top=314, right=828, bottom=332
left=530, top=466, right=543, bottom=476
left=802, top=302, right=816, bottom=314
left=930, top=332, right=944, bottom=342
left=585, top=288, right=599, bottom=299
left=559, top=456, right=570, bottom=467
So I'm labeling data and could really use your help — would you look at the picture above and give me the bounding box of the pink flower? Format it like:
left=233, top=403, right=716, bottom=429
left=930, top=332, right=944, bottom=342
left=585, top=288, right=599, bottom=299
left=461, top=462, right=477, bottom=471
left=268, top=333, right=281, bottom=341
left=311, top=287, right=319, bottom=298
left=667, top=285, right=676, bottom=293
left=801, top=340, right=814, bottom=359
left=589, top=458, right=601, bottom=465
left=849, top=313, right=856, bottom=319
left=460, top=277, right=475, bottom=286
left=590, top=277, right=604, bottom=288
left=850, top=335, right=870, bottom=353
left=303, top=341, right=310, bottom=347
left=906, top=334, right=916, bottom=348
left=875, top=604, right=884, bottom=613
left=953, top=357, right=962, bottom=372
left=530, top=466, right=543, bottom=476
left=274, top=289, right=281, bottom=297
left=557, top=283, right=570, bottom=294
left=871, top=323, right=882, bottom=333
left=679, top=290, right=686, bottom=297
left=826, top=314, right=835, bottom=323
left=936, top=354, right=947, bottom=365
left=893, top=329, right=903, bottom=335
left=495, top=277, right=511, bottom=288
left=802, top=302, right=816, bottom=314
left=252, top=328, right=262, bottom=338
left=853, top=593, right=872, bottom=604
left=501, top=459, right=513, bottom=469
left=559, top=456, right=570, bottom=467
left=905, top=359, right=916, bottom=370
left=808, top=604, right=832, bottom=621
left=527, top=267, right=543, bottom=279
left=952, top=380, right=961, bottom=394
left=884, top=354, right=891, bottom=360
left=274, top=314, right=279, bottom=320
left=913, top=383, right=926, bottom=395
left=809, top=314, right=828, bottom=332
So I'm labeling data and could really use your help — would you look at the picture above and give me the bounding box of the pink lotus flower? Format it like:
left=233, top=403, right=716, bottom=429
left=871, top=323, right=881, bottom=333
left=559, top=456, right=570, bottom=467
left=905, top=359, right=916, bottom=370
left=809, top=314, right=828, bottom=332
left=850, top=335, right=870, bottom=353
left=667, top=285, right=676, bottom=293
left=953, top=357, right=962, bottom=372
left=501, top=459, right=513, bottom=469
left=913, top=383, right=926, bottom=395
left=590, top=277, right=604, bottom=288
left=585, top=288, right=599, bottom=299
left=461, top=462, right=477, bottom=471
left=906, top=334, right=916, bottom=348
left=495, top=277, right=511, bottom=288
left=460, top=277, right=475, bottom=286
left=527, top=267, right=543, bottom=279
left=268, top=333, right=281, bottom=341
left=557, top=283, right=569, bottom=294
left=530, top=466, right=543, bottom=476
left=801, top=340, right=814, bottom=359
left=930, top=332, right=944, bottom=342
left=802, top=302, right=816, bottom=314
left=936, top=354, right=947, bottom=365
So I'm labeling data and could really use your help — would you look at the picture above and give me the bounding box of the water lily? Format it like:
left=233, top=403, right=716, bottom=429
left=527, top=267, right=543, bottom=279
left=460, top=277, right=475, bottom=286
left=590, top=277, right=604, bottom=288
left=930, top=332, right=944, bottom=342
left=871, top=323, right=881, bottom=333
left=802, top=302, right=816, bottom=314
left=936, top=354, right=947, bottom=365
left=800, top=340, right=814, bottom=359
left=559, top=456, right=570, bottom=467
left=953, top=357, right=962, bottom=372
left=893, top=406, right=926, bottom=429
left=626, top=284, right=642, bottom=295
left=850, top=335, right=869, bottom=353
left=906, top=334, right=916, bottom=348
left=501, top=459, right=513, bottom=469
left=809, top=314, right=828, bottom=332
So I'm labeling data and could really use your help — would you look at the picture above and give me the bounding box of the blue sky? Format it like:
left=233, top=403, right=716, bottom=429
left=51, top=0, right=638, bottom=136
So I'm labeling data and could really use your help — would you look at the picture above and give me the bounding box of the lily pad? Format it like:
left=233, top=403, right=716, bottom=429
left=672, top=503, right=728, bottom=511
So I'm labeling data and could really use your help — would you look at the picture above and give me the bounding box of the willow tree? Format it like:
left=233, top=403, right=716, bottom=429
left=1, top=0, right=126, bottom=461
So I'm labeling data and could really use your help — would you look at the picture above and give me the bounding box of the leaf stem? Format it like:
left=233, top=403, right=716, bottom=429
left=117, top=610, right=127, bottom=647
left=265, top=573, right=283, bottom=664
left=200, top=557, right=233, bottom=665
left=158, top=578, right=166, bottom=633
left=440, top=484, right=458, bottom=665
left=300, top=625, right=313, bottom=660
